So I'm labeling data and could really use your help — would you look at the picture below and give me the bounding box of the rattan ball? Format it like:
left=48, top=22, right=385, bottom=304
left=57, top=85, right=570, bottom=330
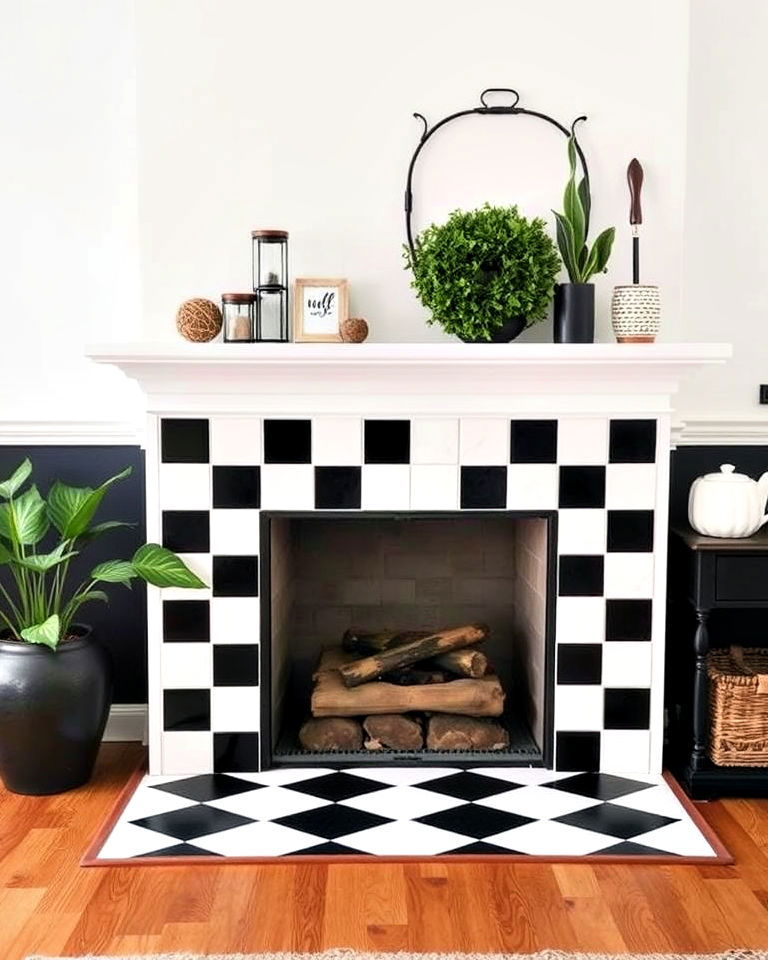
left=176, top=298, right=223, bottom=343
left=339, top=316, right=369, bottom=343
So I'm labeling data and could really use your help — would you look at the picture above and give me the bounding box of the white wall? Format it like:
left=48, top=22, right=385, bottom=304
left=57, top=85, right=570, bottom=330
left=678, top=0, right=768, bottom=425
left=6, top=0, right=758, bottom=431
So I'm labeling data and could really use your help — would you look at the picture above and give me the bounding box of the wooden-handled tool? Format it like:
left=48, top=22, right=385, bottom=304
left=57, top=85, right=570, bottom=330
left=627, top=158, right=644, bottom=284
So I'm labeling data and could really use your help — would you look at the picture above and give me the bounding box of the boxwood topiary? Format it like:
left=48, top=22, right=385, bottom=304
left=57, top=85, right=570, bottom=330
left=405, top=204, right=561, bottom=342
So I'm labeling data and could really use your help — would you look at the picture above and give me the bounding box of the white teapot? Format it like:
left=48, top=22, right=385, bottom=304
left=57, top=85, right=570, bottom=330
left=688, top=463, right=768, bottom=538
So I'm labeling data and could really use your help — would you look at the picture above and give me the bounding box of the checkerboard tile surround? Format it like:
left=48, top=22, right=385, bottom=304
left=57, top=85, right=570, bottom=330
left=155, top=415, right=659, bottom=775
left=92, top=769, right=718, bottom=861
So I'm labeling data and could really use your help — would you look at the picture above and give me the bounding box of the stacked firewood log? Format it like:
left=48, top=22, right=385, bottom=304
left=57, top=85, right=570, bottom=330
left=299, top=624, right=510, bottom=752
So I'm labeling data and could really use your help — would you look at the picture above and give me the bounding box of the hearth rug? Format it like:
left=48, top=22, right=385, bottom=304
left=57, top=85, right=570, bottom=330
left=84, top=766, right=728, bottom=864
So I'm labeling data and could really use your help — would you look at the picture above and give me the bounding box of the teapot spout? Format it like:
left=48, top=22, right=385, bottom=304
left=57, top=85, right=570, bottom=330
left=759, top=472, right=768, bottom=506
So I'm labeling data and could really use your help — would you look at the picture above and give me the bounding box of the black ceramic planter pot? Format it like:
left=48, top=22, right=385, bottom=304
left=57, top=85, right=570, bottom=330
left=0, top=626, right=112, bottom=795
left=553, top=283, right=595, bottom=343
left=459, top=317, right=526, bottom=343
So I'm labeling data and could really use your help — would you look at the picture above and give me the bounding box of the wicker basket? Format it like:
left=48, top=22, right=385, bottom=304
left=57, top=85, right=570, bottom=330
left=708, top=646, right=768, bottom=766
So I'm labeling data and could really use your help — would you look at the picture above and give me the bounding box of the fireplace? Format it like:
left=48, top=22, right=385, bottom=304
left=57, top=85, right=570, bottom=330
left=89, top=341, right=730, bottom=776
left=260, top=511, right=556, bottom=768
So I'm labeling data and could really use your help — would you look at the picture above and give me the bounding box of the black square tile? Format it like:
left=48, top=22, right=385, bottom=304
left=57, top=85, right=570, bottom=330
left=510, top=420, right=558, bottom=464
left=559, top=466, right=606, bottom=508
left=557, top=644, right=603, bottom=685
left=556, top=731, right=601, bottom=771
left=417, top=804, right=533, bottom=839
left=593, top=840, right=676, bottom=856
left=558, top=555, right=604, bottom=596
left=264, top=419, right=311, bottom=464
left=442, top=840, right=524, bottom=855
left=212, top=466, right=260, bottom=509
left=213, top=733, right=260, bottom=773
left=131, top=805, right=254, bottom=841
left=213, top=555, right=259, bottom=597
left=364, top=420, right=410, bottom=464
left=606, top=599, right=653, bottom=641
left=607, top=510, right=654, bottom=552
left=555, top=803, right=677, bottom=839
left=163, top=600, right=210, bottom=642
left=460, top=466, right=507, bottom=509
left=163, top=689, right=211, bottom=732
left=276, top=806, right=391, bottom=839
left=287, top=772, right=389, bottom=803
left=162, top=510, right=210, bottom=554
left=213, top=644, right=259, bottom=686
left=291, top=841, right=365, bottom=855
left=152, top=773, right=260, bottom=802
left=609, top=420, right=657, bottom=463
left=545, top=773, right=655, bottom=801
left=161, top=418, right=209, bottom=464
left=604, top=688, right=651, bottom=730
left=315, top=466, right=361, bottom=509
left=142, top=843, right=222, bottom=858
left=417, top=772, right=514, bottom=802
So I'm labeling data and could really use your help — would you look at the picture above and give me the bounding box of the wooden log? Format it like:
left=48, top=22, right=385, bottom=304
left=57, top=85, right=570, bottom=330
left=299, top=717, right=363, bottom=752
left=363, top=714, right=423, bottom=751
left=311, top=648, right=505, bottom=717
left=426, top=714, right=510, bottom=752
left=339, top=623, right=489, bottom=688
left=341, top=628, right=428, bottom=655
left=429, top=648, right=488, bottom=679
left=381, top=666, right=451, bottom=686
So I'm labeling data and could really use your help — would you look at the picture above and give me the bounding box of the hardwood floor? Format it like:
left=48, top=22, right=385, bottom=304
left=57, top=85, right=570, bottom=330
left=2, top=745, right=768, bottom=959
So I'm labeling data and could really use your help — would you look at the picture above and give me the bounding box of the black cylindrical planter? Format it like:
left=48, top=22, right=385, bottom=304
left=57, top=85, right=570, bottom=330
left=0, top=627, right=112, bottom=795
left=553, top=283, right=595, bottom=343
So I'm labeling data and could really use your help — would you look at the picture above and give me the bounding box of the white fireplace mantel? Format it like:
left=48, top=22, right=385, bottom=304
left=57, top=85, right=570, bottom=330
left=88, top=341, right=732, bottom=418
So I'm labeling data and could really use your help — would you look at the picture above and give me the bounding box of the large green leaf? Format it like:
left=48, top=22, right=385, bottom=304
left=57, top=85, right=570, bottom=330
left=0, top=541, right=12, bottom=564
left=132, top=544, right=207, bottom=589
left=16, top=543, right=78, bottom=572
left=0, top=459, right=32, bottom=500
left=0, top=486, right=49, bottom=545
left=553, top=211, right=579, bottom=283
left=563, top=139, right=585, bottom=254
left=582, top=226, right=616, bottom=281
left=20, top=614, right=60, bottom=650
left=76, top=520, right=135, bottom=543
left=47, top=467, right=131, bottom=539
left=577, top=176, right=591, bottom=231
left=91, top=560, right=137, bottom=584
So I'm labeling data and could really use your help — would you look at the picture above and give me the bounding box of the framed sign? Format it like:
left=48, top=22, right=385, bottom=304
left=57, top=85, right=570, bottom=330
left=293, top=278, right=348, bottom=342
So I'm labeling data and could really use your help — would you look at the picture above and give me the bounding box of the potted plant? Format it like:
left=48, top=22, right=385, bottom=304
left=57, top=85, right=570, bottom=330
left=0, top=459, right=205, bottom=795
left=405, top=204, right=560, bottom=342
left=552, top=135, right=616, bottom=342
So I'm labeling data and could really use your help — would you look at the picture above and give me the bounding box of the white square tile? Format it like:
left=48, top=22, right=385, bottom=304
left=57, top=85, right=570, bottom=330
left=410, top=465, right=459, bottom=509
left=557, top=509, right=606, bottom=554
left=238, top=768, right=334, bottom=786
left=210, top=687, right=260, bottom=732
left=604, top=553, right=655, bottom=599
left=469, top=768, right=576, bottom=786
left=459, top=418, right=509, bottom=465
left=599, top=730, right=651, bottom=774
left=210, top=509, right=260, bottom=554
left=362, top=465, right=410, bottom=509
left=260, top=464, right=314, bottom=509
left=118, top=781, right=199, bottom=821
left=602, top=642, right=653, bottom=687
left=411, top=418, right=459, bottom=464
left=209, top=597, right=261, bottom=644
left=476, top=785, right=601, bottom=819
left=340, top=820, right=468, bottom=856
left=341, top=785, right=463, bottom=820
left=487, top=819, right=611, bottom=856
left=610, top=781, right=687, bottom=817
left=556, top=597, right=605, bottom=644
left=161, top=643, right=213, bottom=689
left=207, top=785, right=331, bottom=819
left=312, top=417, right=363, bottom=465
left=606, top=464, right=657, bottom=510
left=210, top=417, right=262, bottom=465
left=97, top=822, right=179, bottom=859
left=557, top=418, right=609, bottom=465
left=554, top=685, right=604, bottom=731
left=159, top=464, right=210, bottom=510
left=507, top=464, right=560, bottom=509
left=630, top=820, right=716, bottom=857
left=161, top=731, right=213, bottom=775
left=161, top=554, right=212, bottom=600
left=195, top=821, right=324, bottom=857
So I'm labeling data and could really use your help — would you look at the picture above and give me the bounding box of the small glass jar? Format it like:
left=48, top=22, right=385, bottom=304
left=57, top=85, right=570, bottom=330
left=252, top=229, right=288, bottom=289
left=221, top=293, right=255, bottom=342
left=257, top=288, right=288, bottom=342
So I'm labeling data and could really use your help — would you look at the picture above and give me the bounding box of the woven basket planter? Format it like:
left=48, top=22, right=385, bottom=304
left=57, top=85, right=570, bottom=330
left=708, top=646, right=768, bottom=766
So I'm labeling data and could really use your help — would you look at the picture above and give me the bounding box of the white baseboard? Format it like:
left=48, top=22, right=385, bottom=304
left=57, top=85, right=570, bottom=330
left=104, top=703, right=147, bottom=742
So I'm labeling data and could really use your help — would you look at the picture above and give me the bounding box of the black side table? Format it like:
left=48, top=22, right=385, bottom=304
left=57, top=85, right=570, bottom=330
left=668, top=526, right=768, bottom=798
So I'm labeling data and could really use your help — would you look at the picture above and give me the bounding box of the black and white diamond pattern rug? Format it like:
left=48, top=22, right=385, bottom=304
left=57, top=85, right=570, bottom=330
left=86, top=767, right=727, bottom=863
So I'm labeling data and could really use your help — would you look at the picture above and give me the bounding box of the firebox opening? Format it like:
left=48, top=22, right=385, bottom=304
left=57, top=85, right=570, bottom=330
left=260, top=511, right=555, bottom=768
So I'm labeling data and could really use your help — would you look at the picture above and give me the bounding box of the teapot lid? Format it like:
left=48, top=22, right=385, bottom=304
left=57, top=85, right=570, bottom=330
left=701, top=464, right=751, bottom=483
